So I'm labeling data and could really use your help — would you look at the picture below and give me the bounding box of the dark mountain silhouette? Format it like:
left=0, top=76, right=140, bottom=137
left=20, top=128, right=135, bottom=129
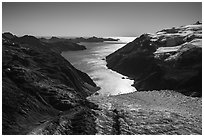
left=39, top=36, right=86, bottom=53
left=69, top=36, right=119, bottom=43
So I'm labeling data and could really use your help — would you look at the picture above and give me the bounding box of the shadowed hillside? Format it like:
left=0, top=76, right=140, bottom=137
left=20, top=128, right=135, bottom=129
left=2, top=33, right=99, bottom=134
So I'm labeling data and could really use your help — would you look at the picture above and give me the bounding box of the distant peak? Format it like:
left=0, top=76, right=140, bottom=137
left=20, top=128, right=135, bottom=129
left=194, top=21, right=202, bottom=25
left=20, top=35, right=40, bottom=43
left=2, top=32, right=15, bottom=39
left=21, top=35, right=38, bottom=39
left=50, top=36, right=59, bottom=39
left=3, top=32, right=13, bottom=35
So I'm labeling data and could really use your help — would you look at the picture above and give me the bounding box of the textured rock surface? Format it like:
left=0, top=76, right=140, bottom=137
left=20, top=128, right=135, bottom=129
left=106, top=23, right=202, bottom=97
left=88, top=90, right=202, bottom=135
left=2, top=33, right=99, bottom=134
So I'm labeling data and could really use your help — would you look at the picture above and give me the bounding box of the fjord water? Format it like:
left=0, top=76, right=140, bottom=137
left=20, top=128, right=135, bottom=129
left=62, top=37, right=136, bottom=96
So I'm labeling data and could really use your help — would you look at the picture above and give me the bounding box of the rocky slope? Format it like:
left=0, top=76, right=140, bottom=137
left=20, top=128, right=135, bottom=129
left=2, top=33, right=99, bottom=134
left=88, top=90, right=202, bottom=135
left=106, top=22, right=202, bottom=97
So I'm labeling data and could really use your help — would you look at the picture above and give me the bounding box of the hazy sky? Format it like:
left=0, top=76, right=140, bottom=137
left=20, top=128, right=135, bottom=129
left=2, top=2, right=202, bottom=37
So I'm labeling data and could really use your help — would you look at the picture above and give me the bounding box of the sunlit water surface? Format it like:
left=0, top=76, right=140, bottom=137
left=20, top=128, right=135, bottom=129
left=62, top=37, right=136, bottom=96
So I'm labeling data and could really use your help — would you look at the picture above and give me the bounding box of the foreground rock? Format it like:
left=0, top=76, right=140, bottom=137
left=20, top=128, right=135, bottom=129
left=2, top=33, right=99, bottom=134
left=106, top=23, right=202, bottom=97
left=88, top=90, right=202, bottom=135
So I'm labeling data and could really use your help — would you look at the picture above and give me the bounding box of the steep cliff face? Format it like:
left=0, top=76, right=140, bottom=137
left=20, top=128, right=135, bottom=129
left=106, top=23, right=202, bottom=97
left=2, top=33, right=99, bottom=134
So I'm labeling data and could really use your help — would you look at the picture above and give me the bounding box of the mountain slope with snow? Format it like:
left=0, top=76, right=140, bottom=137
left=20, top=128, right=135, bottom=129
left=106, top=22, right=202, bottom=97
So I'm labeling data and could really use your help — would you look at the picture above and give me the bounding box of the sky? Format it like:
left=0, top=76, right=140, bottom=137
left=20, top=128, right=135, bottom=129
left=2, top=2, right=202, bottom=37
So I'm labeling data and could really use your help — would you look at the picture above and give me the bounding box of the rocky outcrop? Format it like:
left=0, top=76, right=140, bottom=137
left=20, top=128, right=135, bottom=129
left=2, top=33, right=99, bottom=134
left=106, top=23, right=202, bottom=97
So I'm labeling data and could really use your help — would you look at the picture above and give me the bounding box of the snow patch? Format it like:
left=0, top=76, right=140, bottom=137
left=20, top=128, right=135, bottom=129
left=154, top=45, right=182, bottom=54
